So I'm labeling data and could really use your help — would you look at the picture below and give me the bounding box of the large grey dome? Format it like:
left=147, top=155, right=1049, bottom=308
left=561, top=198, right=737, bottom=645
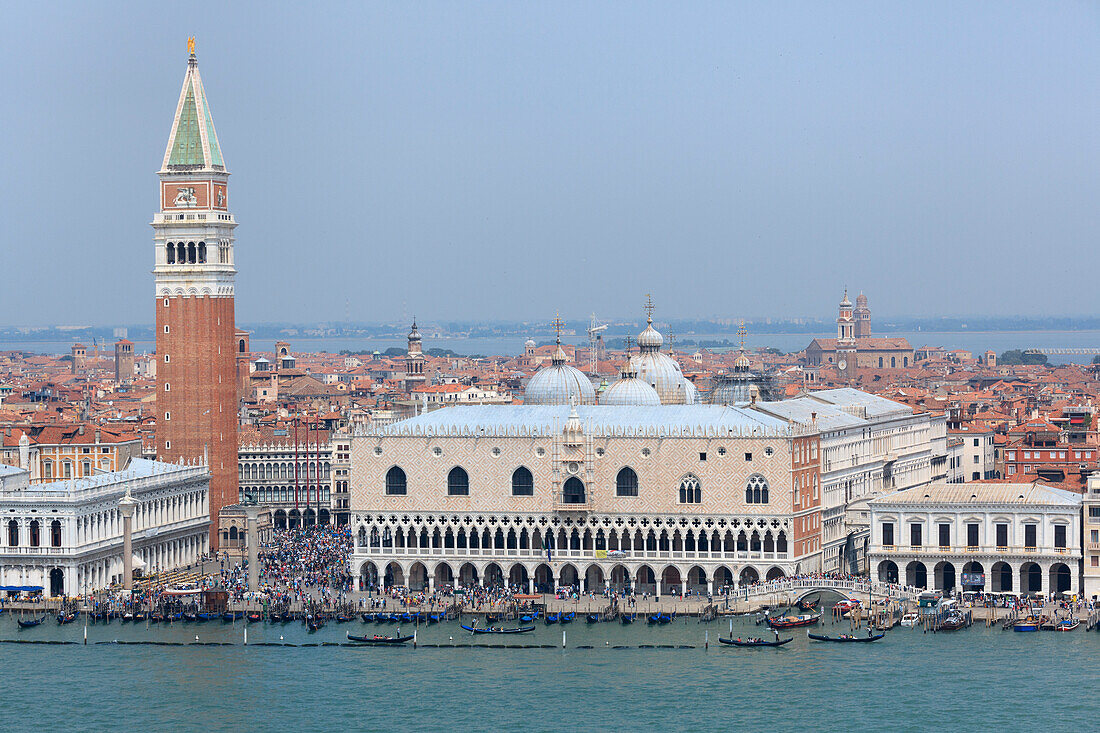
left=601, top=360, right=661, bottom=406
left=524, top=340, right=596, bottom=405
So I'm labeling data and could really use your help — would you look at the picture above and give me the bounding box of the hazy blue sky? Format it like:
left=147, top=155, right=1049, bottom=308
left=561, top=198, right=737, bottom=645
left=3, top=2, right=1099, bottom=326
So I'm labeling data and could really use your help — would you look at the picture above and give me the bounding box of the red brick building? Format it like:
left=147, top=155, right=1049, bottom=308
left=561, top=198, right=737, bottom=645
left=153, top=42, right=238, bottom=548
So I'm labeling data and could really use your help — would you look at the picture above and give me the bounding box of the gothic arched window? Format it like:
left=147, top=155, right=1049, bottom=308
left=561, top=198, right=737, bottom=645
left=385, top=466, right=407, bottom=495
left=511, top=466, right=533, bottom=496
left=616, top=467, right=639, bottom=497
left=448, top=466, right=469, bottom=496
left=746, top=474, right=769, bottom=504
left=167, top=242, right=175, bottom=264
left=678, top=474, right=701, bottom=504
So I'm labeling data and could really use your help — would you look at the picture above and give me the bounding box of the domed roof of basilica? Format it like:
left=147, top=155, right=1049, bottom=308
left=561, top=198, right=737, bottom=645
left=600, top=359, right=661, bottom=406
left=631, top=303, right=695, bottom=405
left=524, top=335, right=596, bottom=406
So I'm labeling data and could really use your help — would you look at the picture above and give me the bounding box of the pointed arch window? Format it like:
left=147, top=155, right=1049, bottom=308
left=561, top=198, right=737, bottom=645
left=616, top=467, right=639, bottom=497
left=511, top=466, right=533, bottom=496
left=448, top=466, right=469, bottom=496
left=385, top=466, right=407, bottom=495
left=678, top=474, right=701, bottom=504
left=746, top=474, right=769, bottom=504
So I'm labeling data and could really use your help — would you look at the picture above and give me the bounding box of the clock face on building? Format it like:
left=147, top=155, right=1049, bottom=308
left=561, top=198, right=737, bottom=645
left=838, top=359, right=847, bottom=371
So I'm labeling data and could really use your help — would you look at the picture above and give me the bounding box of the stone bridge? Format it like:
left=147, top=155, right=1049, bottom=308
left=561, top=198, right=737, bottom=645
left=730, top=578, right=923, bottom=604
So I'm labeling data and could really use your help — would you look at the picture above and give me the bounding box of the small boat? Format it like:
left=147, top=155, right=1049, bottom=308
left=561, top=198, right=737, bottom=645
left=899, top=612, right=919, bottom=628
left=1013, top=617, right=1040, bottom=633
left=150, top=614, right=166, bottom=623
left=620, top=613, right=636, bottom=625
left=222, top=611, right=244, bottom=622
left=648, top=613, right=674, bottom=625
left=797, top=599, right=819, bottom=611
left=17, top=617, right=44, bottom=628
left=56, top=613, right=77, bottom=625
left=133, top=612, right=147, bottom=622
left=833, top=600, right=861, bottom=617
left=460, top=624, right=536, bottom=635
left=937, top=613, right=968, bottom=631
left=346, top=632, right=413, bottom=644
left=400, top=612, right=413, bottom=623
left=247, top=613, right=263, bottom=623
left=182, top=612, right=198, bottom=622
left=195, top=612, right=215, bottom=622
left=307, top=617, right=325, bottom=631
left=719, top=636, right=792, bottom=647
left=428, top=614, right=442, bottom=624
left=808, top=632, right=885, bottom=643
left=485, top=613, right=501, bottom=623
left=586, top=614, right=601, bottom=624
left=361, top=613, right=376, bottom=623
left=766, top=614, right=820, bottom=629
left=335, top=613, right=352, bottom=623
left=520, top=612, right=539, bottom=622
left=1056, top=619, right=1080, bottom=632
left=545, top=613, right=560, bottom=625
left=121, top=612, right=134, bottom=623
left=560, top=612, right=575, bottom=624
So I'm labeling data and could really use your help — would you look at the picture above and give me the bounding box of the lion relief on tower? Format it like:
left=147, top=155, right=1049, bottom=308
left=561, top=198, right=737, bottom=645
left=173, top=186, right=198, bottom=207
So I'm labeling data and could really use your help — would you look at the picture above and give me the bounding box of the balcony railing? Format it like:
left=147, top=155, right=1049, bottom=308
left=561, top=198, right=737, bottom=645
left=356, top=545, right=791, bottom=562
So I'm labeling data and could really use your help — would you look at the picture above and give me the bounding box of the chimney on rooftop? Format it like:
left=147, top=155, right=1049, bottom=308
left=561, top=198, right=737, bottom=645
left=78, top=424, right=85, bottom=435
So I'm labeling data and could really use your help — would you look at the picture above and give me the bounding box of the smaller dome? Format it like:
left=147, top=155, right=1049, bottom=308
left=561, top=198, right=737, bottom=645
left=525, top=364, right=597, bottom=405
left=637, top=320, right=663, bottom=350
left=856, top=292, right=868, bottom=308
left=408, top=321, right=422, bottom=341
left=734, top=352, right=752, bottom=370
left=601, top=375, right=661, bottom=406
left=525, top=339, right=536, bottom=348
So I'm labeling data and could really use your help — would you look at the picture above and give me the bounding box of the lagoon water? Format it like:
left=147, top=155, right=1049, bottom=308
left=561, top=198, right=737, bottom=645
left=2, top=613, right=1097, bottom=732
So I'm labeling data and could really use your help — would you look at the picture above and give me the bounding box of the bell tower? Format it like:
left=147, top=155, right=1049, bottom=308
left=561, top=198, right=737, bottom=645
left=153, top=39, right=238, bottom=549
left=836, top=289, right=857, bottom=381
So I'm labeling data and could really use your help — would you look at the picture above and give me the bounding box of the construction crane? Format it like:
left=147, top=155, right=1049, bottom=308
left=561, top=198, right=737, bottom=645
left=587, top=313, right=608, bottom=375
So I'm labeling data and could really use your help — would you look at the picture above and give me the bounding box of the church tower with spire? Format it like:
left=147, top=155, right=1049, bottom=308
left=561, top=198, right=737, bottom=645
left=836, top=289, right=857, bottom=382
left=404, top=319, right=426, bottom=392
left=153, top=39, right=238, bottom=549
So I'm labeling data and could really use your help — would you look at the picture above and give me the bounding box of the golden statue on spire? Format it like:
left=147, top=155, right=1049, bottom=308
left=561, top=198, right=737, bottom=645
left=188, top=37, right=196, bottom=55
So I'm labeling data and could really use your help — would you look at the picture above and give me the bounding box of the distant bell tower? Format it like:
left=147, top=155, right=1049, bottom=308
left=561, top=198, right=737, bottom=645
left=854, top=292, right=871, bottom=339
left=836, top=289, right=857, bottom=381
left=153, top=38, right=238, bottom=550
left=405, top=319, right=426, bottom=391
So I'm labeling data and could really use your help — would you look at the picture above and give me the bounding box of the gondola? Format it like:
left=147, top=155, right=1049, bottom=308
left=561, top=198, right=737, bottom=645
left=133, top=612, right=147, bottom=622
left=460, top=624, right=536, bottom=635
left=247, top=613, right=263, bottom=623
left=586, top=614, right=601, bottom=624
left=335, top=613, right=352, bottom=623
left=797, top=599, right=819, bottom=611
left=520, top=612, right=539, bottom=622
left=485, top=613, right=501, bottom=624
left=150, top=614, right=166, bottom=623
left=222, top=611, right=244, bottom=622
left=766, top=614, right=820, bottom=629
left=195, top=612, right=215, bottom=622
left=648, top=612, right=674, bottom=625
left=428, top=614, right=442, bottom=624
left=182, top=611, right=198, bottom=622
left=808, top=632, right=885, bottom=643
left=361, top=613, right=376, bottom=623
left=718, top=636, right=792, bottom=647
left=346, top=632, right=413, bottom=644
left=560, top=612, right=575, bottom=624
left=387, top=613, right=403, bottom=623
left=17, top=617, right=44, bottom=628
left=120, top=612, right=134, bottom=623
left=620, top=613, right=636, bottom=625
left=307, top=617, right=325, bottom=631
left=544, top=613, right=560, bottom=625
left=56, top=613, right=77, bottom=625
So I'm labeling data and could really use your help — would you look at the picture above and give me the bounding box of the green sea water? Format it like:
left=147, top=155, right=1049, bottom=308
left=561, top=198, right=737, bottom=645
left=2, top=613, right=1097, bottom=732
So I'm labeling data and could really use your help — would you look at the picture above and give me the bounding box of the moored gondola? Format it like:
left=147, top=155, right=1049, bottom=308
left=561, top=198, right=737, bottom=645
left=56, top=613, right=77, bottom=625
left=766, top=614, right=820, bottom=629
left=560, top=612, right=575, bottom=624
left=361, top=613, right=376, bottom=623
left=17, top=617, right=44, bottom=628
left=620, top=613, right=636, bottom=625
left=797, top=599, right=819, bottom=611
left=346, top=632, right=413, bottom=645
left=222, top=611, right=244, bottom=622
left=718, top=636, right=792, bottom=647
left=586, top=614, right=601, bottom=624
left=247, top=612, right=263, bottom=623
left=808, top=632, right=885, bottom=642
left=307, top=616, right=325, bottom=631
left=460, top=624, right=536, bottom=635
left=544, top=613, right=560, bottom=625
left=428, top=613, right=442, bottom=624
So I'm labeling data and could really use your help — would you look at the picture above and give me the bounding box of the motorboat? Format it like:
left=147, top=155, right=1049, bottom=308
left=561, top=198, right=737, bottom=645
left=899, top=612, right=919, bottom=628
left=766, top=614, right=820, bottom=629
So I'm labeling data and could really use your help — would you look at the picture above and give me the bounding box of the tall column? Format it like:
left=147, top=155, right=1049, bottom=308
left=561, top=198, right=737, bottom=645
left=118, top=492, right=138, bottom=591
left=245, top=506, right=260, bottom=592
